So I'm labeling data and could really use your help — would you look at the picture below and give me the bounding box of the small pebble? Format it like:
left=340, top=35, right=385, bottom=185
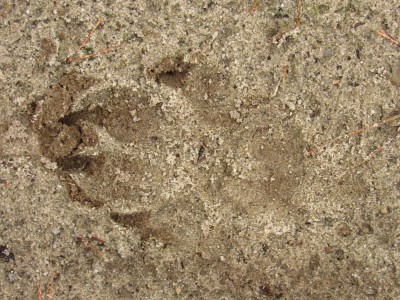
left=323, top=49, right=333, bottom=59
left=380, top=207, right=388, bottom=215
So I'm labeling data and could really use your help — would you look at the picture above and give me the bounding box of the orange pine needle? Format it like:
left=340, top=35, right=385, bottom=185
left=283, top=65, right=288, bottom=80
left=273, top=0, right=302, bottom=44
left=37, top=281, right=54, bottom=300
left=296, top=0, right=301, bottom=25
left=66, top=18, right=119, bottom=64
left=308, top=114, right=400, bottom=156
left=37, top=283, right=43, bottom=300
left=0, top=0, right=13, bottom=18
left=378, top=28, right=400, bottom=47
left=77, top=235, right=104, bottom=257
left=66, top=44, right=120, bottom=63
left=356, top=146, right=383, bottom=167
left=74, top=18, right=104, bottom=56
left=47, top=282, right=54, bottom=300
left=245, top=0, right=259, bottom=15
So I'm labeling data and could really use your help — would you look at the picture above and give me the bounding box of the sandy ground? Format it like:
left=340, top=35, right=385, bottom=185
left=1, top=0, right=399, bottom=299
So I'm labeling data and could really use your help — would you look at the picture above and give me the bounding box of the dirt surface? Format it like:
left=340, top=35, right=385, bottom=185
left=1, top=1, right=399, bottom=299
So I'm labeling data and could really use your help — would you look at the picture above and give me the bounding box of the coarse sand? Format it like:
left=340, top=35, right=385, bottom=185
left=1, top=1, right=399, bottom=299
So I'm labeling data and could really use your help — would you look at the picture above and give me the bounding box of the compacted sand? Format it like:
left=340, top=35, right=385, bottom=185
left=1, top=1, right=399, bottom=299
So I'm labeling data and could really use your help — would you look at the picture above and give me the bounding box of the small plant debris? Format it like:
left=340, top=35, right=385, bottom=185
left=76, top=234, right=106, bottom=257
left=197, top=144, right=206, bottom=162
left=0, top=245, right=15, bottom=262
